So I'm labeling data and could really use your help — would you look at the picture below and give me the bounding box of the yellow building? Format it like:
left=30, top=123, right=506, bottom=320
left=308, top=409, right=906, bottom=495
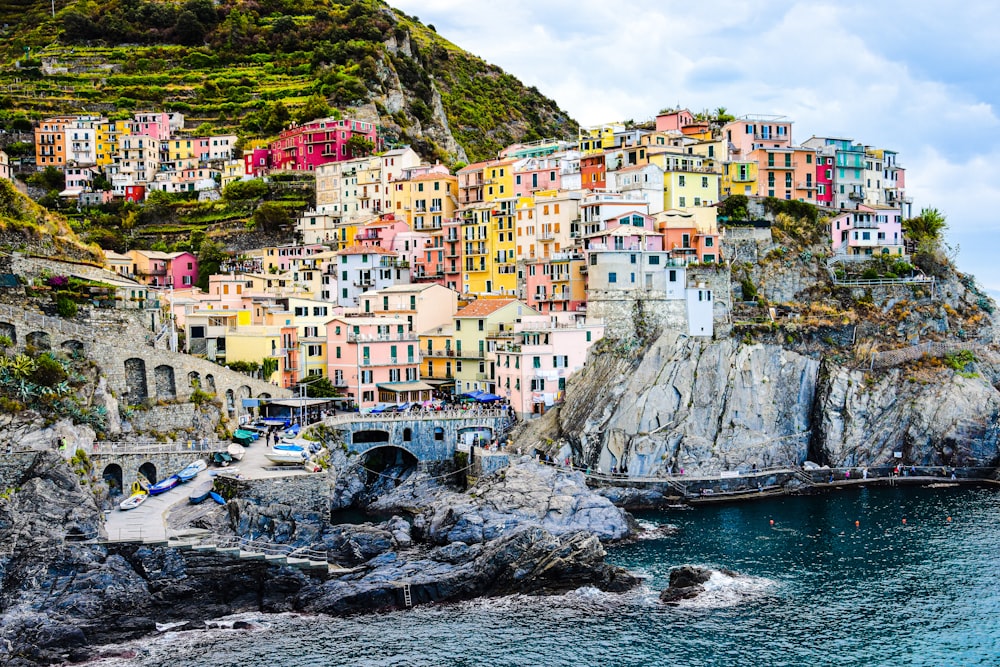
left=721, top=161, right=759, bottom=197
left=166, top=138, right=197, bottom=162
left=419, top=324, right=457, bottom=390
left=578, top=123, right=621, bottom=154
left=223, top=325, right=285, bottom=383
left=407, top=173, right=458, bottom=232
left=650, top=151, right=721, bottom=209
left=451, top=298, right=538, bottom=395
left=96, top=120, right=130, bottom=167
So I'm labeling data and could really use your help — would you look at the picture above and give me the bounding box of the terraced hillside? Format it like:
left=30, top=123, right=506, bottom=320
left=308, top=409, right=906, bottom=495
left=0, top=0, right=577, bottom=163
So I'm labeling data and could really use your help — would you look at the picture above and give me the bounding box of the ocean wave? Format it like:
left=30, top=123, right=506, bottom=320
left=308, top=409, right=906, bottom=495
left=672, top=569, right=776, bottom=610
left=635, top=520, right=679, bottom=540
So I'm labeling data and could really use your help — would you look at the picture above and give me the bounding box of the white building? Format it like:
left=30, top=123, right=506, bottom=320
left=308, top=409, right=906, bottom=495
left=331, top=245, right=411, bottom=308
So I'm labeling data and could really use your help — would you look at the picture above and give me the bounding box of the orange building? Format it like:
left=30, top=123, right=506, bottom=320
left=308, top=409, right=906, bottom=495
left=35, top=116, right=76, bottom=168
left=580, top=153, right=606, bottom=190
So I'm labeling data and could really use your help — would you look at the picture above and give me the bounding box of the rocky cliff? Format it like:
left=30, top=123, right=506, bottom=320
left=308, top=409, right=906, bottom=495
left=523, top=244, right=1000, bottom=475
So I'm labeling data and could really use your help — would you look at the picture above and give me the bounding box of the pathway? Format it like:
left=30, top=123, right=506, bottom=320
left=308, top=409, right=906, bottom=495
left=105, top=482, right=193, bottom=542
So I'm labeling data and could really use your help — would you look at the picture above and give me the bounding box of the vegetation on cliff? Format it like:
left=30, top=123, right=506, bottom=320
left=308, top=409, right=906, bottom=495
left=0, top=178, right=103, bottom=262
left=0, top=0, right=577, bottom=163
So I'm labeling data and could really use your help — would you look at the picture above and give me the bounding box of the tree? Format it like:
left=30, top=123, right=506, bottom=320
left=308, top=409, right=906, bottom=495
left=904, top=207, right=947, bottom=246
left=294, top=95, right=331, bottom=124
left=251, top=202, right=290, bottom=233
left=196, top=239, right=227, bottom=290
left=300, top=376, right=341, bottom=398
left=174, top=10, right=206, bottom=45
left=718, top=194, right=749, bottom=222
left=223, top=178, right=268, bottom=202
left=27, top=167, right=65, bottom=192
left=346, top=134, right=375, bottom=158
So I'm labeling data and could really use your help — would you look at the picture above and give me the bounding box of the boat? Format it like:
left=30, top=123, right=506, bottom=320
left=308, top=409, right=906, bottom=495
left=232, top=429, right=257, bottom=446
left=264, top=443, right=309, bottom=464
left=176, top=459, right=208, bottom=482
left=213, top=451, right=233, bottom=466
left=188, top=480, right=214, bottom=504
left=283, top=424, right=301, bottom=439
left=119, top=492, right=148, bottom=511
left=227, top=442, right=246, bottom=461
left=148, top=475, right=180, bottom=495
left=209, top=491, right=226, bottom=505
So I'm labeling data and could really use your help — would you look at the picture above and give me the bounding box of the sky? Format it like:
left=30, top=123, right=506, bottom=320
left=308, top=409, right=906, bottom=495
left=392, top=0, right=1000, bottom=294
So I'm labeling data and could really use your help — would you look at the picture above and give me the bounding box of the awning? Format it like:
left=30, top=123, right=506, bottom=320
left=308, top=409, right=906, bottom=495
left=262, top=397, right=337, bottom=407
left=376, top=381, right=434, bottom=393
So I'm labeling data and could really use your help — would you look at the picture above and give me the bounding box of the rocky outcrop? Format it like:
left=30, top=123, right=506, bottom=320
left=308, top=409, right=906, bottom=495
left=659, top=565, right=714, bottom=604
left=526, top=313, right=1000, bottom=474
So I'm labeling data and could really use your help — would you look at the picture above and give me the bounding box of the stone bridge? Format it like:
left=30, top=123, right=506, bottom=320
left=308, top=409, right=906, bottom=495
left=0, top=304, right=290, bottom=419
left=326, top=409, right=514, bottom=463
left=86, top=441, right=226, bottom=491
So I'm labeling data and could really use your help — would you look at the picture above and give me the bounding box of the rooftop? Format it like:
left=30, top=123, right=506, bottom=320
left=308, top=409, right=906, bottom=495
left=455, top=298, right=518, bottom=318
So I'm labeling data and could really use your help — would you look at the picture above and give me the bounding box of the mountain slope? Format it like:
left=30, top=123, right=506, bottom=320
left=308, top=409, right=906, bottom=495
left=0, top=0, right=577, bottom=163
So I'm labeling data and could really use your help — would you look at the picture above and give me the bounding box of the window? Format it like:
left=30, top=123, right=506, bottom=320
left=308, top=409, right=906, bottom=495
left=678, top=175, right=686, bottom=186
left=608, top=272, right=617, bottom=284
left=649, top=255, right=660, bottom=265
left=478, top=319, right=484, bottom=331
left=456, top=320, right=462, bottom=331
left=705, top=237, right=714, bottom=247
left=701, top=177, right=708, bottom=188
left=361, top=370, right=372, bottom=383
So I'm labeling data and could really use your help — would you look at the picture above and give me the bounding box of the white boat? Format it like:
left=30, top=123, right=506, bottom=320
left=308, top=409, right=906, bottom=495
left=264, top=443, right=309, bottom=464
left=119, top=493, right=148, bottom=511
left=227, top=442, right=246, bottom=461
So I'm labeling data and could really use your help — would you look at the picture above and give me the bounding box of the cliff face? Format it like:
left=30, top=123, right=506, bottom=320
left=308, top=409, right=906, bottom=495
left=525, top=246, right=1000, bottom=474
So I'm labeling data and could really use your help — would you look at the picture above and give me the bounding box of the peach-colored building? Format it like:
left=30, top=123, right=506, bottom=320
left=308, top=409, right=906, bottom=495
left=655, top=109, right=695, bottom=133
left=491, top=314, right=604, bottom=419
left=723, top=115, right=793, bottom=159
left=357, top=283, right=459, bottom=334
left=326, top=315, right=426, bottom=408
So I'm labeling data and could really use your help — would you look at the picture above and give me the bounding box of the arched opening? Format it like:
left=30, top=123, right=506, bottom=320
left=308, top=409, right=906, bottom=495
left=154, top=364, right=176, bottom=399
left=102, top=463, right=123, bottom=495
left=353, top=429, right=390, bottom=445
left=124, top=358, right=148, bottom=404
left=188, top=371, right=201, bottom=389
left=138, top=461, right=157, bottom=485
left=205, top=374, right=217, bottom=394
left=259, top=392, right=271, bottom=399
left=0, top=322, right=16, bottom=345
left=225, top=389, right=235, bottom=416
left=433, top=427, right=445, bottom=441
left=26, top=331, right=51, bottom=351
left=402, top=427, right=412, bottom=442
left=359, top=445, right=419, bottom=499
left=61, top=339, right=85, bottom=357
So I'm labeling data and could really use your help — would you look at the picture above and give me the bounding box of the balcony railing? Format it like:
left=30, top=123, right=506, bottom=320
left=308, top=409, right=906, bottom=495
left=348, top=332, right=419, bottom=343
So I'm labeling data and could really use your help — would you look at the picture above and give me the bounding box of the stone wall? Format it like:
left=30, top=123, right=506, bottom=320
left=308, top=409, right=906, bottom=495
left=215, top=473, right=332, bottom=514
left=90, top=450, right=215, bottom=488
left=334, top=413, right=510, bottom=462
left=125, top=403, right=223, bottom=438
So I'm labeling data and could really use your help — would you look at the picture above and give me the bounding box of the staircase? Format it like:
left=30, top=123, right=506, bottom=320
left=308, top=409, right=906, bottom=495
left=167, top=534, right=331, bottom=573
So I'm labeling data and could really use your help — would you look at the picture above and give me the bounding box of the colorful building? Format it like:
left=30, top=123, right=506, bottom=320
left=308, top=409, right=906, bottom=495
left=829, top=205, right=905, bottom=257
left=269, top=116, right=379, bottom=172
left=451, top=298, right=539, bottom=395
left=492, top=314, right=604, bottom=419
left=127, top=250, right=198, bottom=288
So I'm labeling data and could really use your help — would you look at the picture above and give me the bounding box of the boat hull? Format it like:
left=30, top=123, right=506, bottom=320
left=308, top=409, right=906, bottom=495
left=209, top=491, right=226, bottom=505
left=265, top=449, right=308, bottom=464
left=119, top=493, right=148, bottom=510
left=188, top=481, right=214, bottom=504
left=227, top=443, right=246, bottom=461
left=148, top=475, right=180, bottom=495
left=177, top=459, right=208, bottom=482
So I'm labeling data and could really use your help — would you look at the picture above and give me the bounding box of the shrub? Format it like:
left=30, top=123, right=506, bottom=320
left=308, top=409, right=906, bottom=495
left=56, top=295, right=78, bottom=319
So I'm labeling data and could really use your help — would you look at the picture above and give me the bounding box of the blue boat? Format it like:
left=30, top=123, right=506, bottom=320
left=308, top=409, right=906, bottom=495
left=209, top=491, right=226, bottom=505
left=148, top=475, right=180, bottom=495
left=176, top=459, right=208, bottom=482
left=188, top=480, right=214, bottom=504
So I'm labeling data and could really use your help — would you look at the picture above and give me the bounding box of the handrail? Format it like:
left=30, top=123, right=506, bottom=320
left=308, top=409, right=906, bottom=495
left=89, top=440, right=226, bottom=455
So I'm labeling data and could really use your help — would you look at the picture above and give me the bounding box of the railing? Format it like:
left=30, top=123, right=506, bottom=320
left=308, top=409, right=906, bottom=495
left=89, top=440, right=226, bottom=455
left=348, top=332, right=419, bottom=343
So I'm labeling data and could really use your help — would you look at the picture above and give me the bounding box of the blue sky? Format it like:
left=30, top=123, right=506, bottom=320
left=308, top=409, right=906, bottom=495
left=393, top=0, right=1000, bottom=294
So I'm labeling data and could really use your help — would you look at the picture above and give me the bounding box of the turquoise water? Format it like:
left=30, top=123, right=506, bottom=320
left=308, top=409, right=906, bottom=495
left=102, top=486, right=1000, bottom=667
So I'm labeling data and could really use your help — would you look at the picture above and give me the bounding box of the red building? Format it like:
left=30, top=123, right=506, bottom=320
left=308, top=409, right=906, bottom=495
left=580, top=153, right=606, bottom=190
left=268, top=116, right=380, bottom=172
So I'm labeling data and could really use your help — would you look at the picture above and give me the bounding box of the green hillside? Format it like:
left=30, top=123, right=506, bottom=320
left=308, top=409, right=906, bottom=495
left=0, top=0, right=577, bottom=163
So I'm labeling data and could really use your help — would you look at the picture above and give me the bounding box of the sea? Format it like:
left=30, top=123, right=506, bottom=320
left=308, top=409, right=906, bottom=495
left=90, top=485, right=1000, bottom=667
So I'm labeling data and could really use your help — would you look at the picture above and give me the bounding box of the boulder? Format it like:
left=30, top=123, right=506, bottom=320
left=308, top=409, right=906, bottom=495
left=659, top=565, right=713, bottom=604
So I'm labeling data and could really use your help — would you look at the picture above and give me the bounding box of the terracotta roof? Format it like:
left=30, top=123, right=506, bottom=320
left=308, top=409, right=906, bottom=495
left=335, top=245, right=396, bottom=256
left=408, top=172, right=456, bottom=182
left=455, top=298, right=517, bottom=318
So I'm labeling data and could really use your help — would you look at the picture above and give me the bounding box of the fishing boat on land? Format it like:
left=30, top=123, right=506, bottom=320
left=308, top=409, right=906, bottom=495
left=176, top=459, right=208, bottom=482
left=119, top=492, right=148, bottom=511
left=148, top=475, right=180, bottom=495
left=209, top=491, right=226, bottom=505
left=227, top=442, right=246, bottom=461
left=264, top=442, right=309, bottom=464
left=188, top=480, right=214, bottom=504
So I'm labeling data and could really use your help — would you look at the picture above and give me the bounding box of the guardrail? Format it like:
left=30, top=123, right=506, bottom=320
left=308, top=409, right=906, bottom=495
left=89, top=440, right=227, bottom=455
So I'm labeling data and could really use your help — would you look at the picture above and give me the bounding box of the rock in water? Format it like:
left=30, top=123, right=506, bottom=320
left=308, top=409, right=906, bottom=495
left=659, top=565, right=714, bottom=604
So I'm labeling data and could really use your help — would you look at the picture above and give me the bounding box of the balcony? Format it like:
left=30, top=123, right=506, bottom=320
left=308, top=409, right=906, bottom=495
left=353, top=280, right=375, bottom=288
left=796, top=181, right=817, bottom=190
left=348, top=332, right=419, bottom=343
left=425, top=349, right=457, bottom=357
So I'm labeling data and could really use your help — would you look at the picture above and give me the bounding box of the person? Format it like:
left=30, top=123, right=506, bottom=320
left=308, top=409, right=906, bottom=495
left=862, top=468, right=868, bottom=480
left=951, top=469, right=957, bottom=480
left=751, top=463, right=757, bottom=473
left=845, top=469, right=851, bottom=479
left=829, top=473, right=835, bottom=484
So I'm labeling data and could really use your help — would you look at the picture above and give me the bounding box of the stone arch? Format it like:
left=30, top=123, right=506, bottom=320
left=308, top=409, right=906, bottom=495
left=154, top=364, right=176, bottom=399
left=205, top=374, right=216, bottom=394
left=402, top=427, right=412, bottom=442
left=26, top=331, right=51, bottom=351
left=258, top=392, right=271, bottom=399
left=188, top=371, right=201, bottom=389
left=353, top=429, right=390, bottom=445
left=225, top=389, right=235, bottom=415
left=61, top=339, right=85, bottom=356
left=361, top=444, right=419, bottom=473
left=433, top=426, right=445, bottom=441
left=124, top=358, right=148, bottom=404
left=0, top=322, right=15, bottom=345
left=102, top=463, right=123, bottom=495
left=238, top=385, right=252, bottom=400
left=138, top=461, right=157, bottom=485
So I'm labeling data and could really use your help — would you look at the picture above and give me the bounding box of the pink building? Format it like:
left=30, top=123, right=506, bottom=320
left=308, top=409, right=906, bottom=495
left=269, top=116, right=380, bottom=172
left=127, top=250, right=198, bottom=288
left=513, top=156, right=563, bottom=198
left=723, top=115, right=793, bottom=159
left=355, top=215, right=411, bottom=251
left=325, top=315, right=425, bottom=409
left=491, top=315, right=604, bottom=419
left=131, top=112, right=173, bottom=141
left=655, top=109, right=695, bottom=132
left=244, top=147, right=271, bottom=177
left=829, top=205, right=904, bottom=256
left=816, top=154, right=835, bottom=207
